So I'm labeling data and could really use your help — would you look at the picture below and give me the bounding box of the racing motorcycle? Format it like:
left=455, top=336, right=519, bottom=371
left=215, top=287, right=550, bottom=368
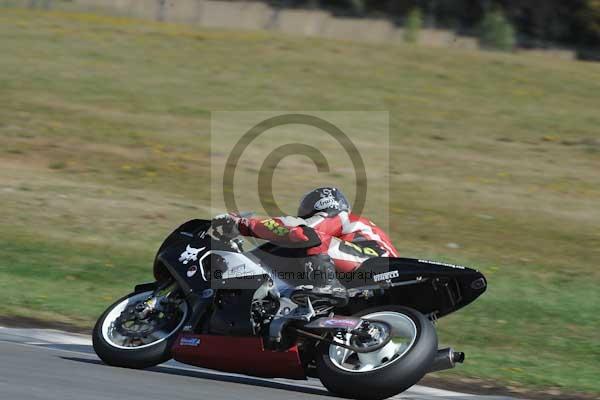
left=92, top=218, right=487, bottom=400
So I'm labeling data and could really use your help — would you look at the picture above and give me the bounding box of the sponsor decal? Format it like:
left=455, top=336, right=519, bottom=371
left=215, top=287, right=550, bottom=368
left=179, top=337, right=201, bottom=346
left=179, top=245, right=206, bottom=265
left=321, top=188, right=333, bottom=196
left=187, top=265, right=198, bottom=278
left=314, top=196, right=340, bottom=211
left=340, top=241, right=381, bottom=257
left=418, top=259, right=466, bottom=269
left=261, top=218, right=290, bottom=236
left=373, top=270, right=399, bottom=282
left=201, top=288, right=214, bottom=298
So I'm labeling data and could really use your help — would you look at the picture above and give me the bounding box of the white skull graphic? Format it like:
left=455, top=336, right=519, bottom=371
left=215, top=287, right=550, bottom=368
left=178, top=245, right=205, bottom=265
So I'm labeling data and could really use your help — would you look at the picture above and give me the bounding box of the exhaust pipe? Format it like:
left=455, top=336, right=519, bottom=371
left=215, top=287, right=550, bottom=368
left=428, top=347, right=465, bottom=372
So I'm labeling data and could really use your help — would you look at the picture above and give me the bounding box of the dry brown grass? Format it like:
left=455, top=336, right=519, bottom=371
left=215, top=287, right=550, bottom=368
left=0, top=7, right=599, bottom=394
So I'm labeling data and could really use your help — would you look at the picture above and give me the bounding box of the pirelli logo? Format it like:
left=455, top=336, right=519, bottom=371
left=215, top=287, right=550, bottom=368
left=373, top=270, right=399, bottom=282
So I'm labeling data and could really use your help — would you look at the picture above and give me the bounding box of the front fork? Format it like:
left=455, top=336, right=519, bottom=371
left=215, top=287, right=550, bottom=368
left=131, top=280, right=181, bottom=318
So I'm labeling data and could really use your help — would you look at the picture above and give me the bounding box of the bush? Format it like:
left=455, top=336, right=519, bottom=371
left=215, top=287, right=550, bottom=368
left=479, top=10, right=516, bottom=51
left=404, top=8, right=422, bottom=44
left=349, top=0, right=365, bottom=15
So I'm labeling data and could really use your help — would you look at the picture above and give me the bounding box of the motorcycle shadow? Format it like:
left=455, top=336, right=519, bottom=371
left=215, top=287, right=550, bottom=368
left=60, top=356, right=334, bottom=397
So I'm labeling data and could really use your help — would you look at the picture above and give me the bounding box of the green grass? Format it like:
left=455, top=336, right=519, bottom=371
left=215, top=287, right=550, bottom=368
left=0, top=7, right=599, bottom=396
left=0, top=232, right=151, bottom=323
left=436, top=263, right=599, bottom=392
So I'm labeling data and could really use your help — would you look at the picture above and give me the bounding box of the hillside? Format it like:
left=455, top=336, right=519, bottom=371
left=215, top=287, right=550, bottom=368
left=0, top=8, right=599, bottom=396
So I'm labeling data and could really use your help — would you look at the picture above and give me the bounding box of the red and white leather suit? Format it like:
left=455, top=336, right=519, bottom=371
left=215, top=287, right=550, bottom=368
left=236, top=211, right=399, bottom=273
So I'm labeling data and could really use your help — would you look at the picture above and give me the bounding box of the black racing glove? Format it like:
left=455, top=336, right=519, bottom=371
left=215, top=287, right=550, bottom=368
left=212, top=213, right=240, bottom=239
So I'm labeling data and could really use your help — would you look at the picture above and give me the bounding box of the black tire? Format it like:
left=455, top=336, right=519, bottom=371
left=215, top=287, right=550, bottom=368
left=92, top=290, right=187, bottom=369
left=316, top=306, right=437, bottom=400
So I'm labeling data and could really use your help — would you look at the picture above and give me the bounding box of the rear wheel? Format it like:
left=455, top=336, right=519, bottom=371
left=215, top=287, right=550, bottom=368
left=317, top=306, right=437, bottom=400
left=92, top=288, right=188, bottom=369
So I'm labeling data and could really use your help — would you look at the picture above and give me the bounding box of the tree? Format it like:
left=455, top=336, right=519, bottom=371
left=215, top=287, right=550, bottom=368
left=479, top=9, right=516, bottom=51
left=578, top=0, right=600, bottom=44
left=404, top=8, right=422, bottom=43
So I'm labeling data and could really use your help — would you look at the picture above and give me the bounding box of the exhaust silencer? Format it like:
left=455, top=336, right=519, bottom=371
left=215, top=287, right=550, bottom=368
left=428, top=347, right=465, bottom=372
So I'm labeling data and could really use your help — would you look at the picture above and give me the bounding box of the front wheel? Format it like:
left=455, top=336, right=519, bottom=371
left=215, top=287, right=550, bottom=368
left=317, top=306, right=437, bottom=400
left=92, top=287, right=188, bottom=369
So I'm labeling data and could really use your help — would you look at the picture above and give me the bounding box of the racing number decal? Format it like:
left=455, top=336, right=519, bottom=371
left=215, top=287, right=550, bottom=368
left=361, top=246, right=380, bottom=257
left=261, top=219, right=290, bottom=236
left=339, top=241, right=381, bottom=257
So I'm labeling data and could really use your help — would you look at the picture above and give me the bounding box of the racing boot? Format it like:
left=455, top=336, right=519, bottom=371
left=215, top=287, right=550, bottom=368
left=267, top=255, right=348, bottom=349
left=290, top=254, right=349, bottom=308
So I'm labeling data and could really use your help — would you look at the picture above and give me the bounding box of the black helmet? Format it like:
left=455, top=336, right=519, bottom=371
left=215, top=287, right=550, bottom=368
left=297, top=187, right=350, bottom=218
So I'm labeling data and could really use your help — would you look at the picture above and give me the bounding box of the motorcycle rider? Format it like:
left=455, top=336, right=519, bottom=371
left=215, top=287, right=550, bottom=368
left=213, top=187, right=399, bottom=308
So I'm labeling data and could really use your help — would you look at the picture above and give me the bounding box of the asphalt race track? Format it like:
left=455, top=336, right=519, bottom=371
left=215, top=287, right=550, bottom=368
left=0, top=327, right=521, bottom=400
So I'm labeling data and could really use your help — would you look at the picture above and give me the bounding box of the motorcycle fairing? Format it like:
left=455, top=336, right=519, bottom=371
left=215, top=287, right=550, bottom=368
left=153, top=219, right=212, bottom=283
left=172, top=334, right=305, bottom=380
left=151, top=219, right=486, bottom=328
left=344, top=257, right=487, bottom=318
left=153, top=219, right=273, bottom=335
left=156, top=242, right=212, bottom=294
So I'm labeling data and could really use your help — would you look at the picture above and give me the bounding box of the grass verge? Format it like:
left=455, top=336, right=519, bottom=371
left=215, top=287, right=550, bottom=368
left=0, top=7, right=599, bottom=396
